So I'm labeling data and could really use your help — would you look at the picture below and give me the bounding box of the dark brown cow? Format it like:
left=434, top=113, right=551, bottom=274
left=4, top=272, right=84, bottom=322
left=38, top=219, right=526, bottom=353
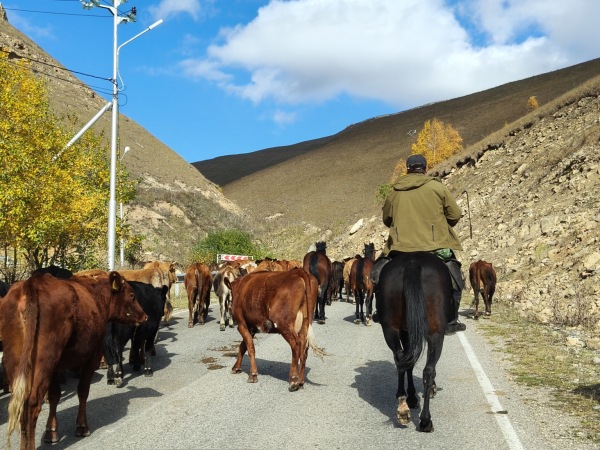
left=225, top=270, right=326, bottom=391
left=184, top=263, right=213, bottom=328
left=1, top=272, right=146, bottom=450
left=469, top=260, right=497, bottom=318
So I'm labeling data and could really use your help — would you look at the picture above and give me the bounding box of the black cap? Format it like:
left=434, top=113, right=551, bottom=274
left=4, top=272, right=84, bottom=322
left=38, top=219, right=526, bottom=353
left=406, top=154, right=427, bottom=169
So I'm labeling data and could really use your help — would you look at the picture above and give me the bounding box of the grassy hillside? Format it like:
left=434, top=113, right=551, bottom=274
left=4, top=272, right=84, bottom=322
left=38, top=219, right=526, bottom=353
left=220, top=58, right=600, bottom=227
left=0, top=15, right=247, bottom=266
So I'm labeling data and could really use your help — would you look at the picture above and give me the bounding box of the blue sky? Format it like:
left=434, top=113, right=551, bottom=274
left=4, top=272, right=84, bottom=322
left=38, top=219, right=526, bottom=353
left=6, top=0, right=599, bottom=163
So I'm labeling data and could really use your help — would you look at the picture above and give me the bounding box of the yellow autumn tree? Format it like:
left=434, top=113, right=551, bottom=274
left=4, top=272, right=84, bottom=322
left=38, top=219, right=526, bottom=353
left=0, top=50, right=137, bottom=276
left=411, top=118, right=463, bottom=168
left=526, top=96, right=539, bottom=112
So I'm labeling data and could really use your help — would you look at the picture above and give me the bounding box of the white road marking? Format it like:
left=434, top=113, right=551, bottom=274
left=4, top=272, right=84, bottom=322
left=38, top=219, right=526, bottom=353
left=458, top=332, right=525, bottom=450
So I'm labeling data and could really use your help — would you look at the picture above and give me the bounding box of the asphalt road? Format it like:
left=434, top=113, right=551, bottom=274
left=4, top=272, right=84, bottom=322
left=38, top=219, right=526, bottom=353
left=0, top=299, right=578, bottom=449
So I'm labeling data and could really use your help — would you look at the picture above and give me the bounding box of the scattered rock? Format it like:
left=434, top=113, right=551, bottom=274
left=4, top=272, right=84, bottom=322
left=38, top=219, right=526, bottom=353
left=349, top=219, right=364, bottom=235
left=586, top=338, right=600, bottom=350
left=583, top=252, right=600, bottom=271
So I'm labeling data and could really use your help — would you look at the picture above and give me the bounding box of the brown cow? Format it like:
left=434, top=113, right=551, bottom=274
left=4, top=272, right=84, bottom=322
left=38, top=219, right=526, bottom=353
left=143, top=261, right=177, bottom=324
left=469, top=260, right=497, bottom=319
left=118, top=267, right=173, bottom=325
left=213, top=266, right=246, bottom=331
left=225, top=270, right=326, bottom=391
left=1, top=272, right=146, bottom=450
left=255, top=259, right=283, bottom=272
left=73, top=269, right=108, bottom=278
left=184, top=263, right=213, bottom=328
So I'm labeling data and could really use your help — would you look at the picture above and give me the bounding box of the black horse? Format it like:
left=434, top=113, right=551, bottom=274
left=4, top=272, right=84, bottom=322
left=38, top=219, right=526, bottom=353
left=375, top=251, right=451, bottom=432
left=303, top=241, right=332, bottom=324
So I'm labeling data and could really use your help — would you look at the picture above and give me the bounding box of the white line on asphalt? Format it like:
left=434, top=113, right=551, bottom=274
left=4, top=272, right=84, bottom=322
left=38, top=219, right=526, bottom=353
left=458, top=332, right=525, bottom=450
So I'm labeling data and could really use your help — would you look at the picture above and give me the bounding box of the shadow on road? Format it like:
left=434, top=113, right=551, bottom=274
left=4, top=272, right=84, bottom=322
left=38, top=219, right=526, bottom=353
left=230, top=357, right=325, bottom=388
left=351, top=359, right=425, bottom=429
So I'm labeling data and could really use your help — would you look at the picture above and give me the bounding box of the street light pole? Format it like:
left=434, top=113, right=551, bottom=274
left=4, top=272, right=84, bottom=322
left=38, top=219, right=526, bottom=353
left=80, top=1, right=162, bottom=270
left=119, top=146, right=130, bottom=268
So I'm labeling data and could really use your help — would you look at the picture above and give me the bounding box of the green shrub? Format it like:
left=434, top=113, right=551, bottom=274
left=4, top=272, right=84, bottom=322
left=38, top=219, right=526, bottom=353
left=375, top=182, right=393, bottom=205
left=188, top=229, right=271, bottom=265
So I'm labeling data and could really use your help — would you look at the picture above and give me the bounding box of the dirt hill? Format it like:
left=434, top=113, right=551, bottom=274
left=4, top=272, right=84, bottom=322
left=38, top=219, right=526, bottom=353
left=0, top=11, right=246, bottom=265
left=219, top=58, right=600, bottom=228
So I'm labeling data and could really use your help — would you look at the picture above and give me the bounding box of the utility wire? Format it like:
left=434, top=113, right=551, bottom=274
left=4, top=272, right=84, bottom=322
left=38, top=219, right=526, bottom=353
left=0, top=48, right=111, bottom=82
left=2, top=7, right=110, bottom=17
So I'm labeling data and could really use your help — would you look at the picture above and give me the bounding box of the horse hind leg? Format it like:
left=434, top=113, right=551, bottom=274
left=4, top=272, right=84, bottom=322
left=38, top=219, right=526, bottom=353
left=418, top=333, right=444, bottom=433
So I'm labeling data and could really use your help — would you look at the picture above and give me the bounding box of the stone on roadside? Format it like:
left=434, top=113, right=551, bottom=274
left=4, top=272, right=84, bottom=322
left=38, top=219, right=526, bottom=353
left=586, top=338, right=600, bottom=350
left=350, top=219, right=364, bottom=235
left=583, top=252, right=600, bottom=271
left=566, top=336, right=580, bottom=347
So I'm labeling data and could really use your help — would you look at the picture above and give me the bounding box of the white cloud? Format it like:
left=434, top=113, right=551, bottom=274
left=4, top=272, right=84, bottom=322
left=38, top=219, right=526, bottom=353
left=182, top=0, right=600, bottom=107
left=272, top=110, right=296, bottom=125
left=149, top=0, right=202, bottom=21
left=9, top=12, right=54, bottom=39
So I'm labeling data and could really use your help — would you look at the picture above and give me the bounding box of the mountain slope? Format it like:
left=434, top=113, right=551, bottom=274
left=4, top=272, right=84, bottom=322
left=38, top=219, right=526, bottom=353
left=219, top=58, right=600, bottom=227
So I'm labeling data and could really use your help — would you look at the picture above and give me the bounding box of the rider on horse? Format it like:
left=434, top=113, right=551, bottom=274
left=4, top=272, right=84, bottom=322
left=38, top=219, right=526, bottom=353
left=373, top=154, right=466, bottom=335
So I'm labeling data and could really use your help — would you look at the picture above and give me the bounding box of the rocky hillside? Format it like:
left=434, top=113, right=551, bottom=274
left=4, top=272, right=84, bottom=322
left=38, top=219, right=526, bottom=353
left=0, top=9, right=246, bottom=265
left=321, top=75, right=600, bottom=332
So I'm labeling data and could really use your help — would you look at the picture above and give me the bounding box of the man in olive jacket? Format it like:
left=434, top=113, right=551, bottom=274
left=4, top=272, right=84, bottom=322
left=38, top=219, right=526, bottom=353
left=378, top=154, right=466, bottom=334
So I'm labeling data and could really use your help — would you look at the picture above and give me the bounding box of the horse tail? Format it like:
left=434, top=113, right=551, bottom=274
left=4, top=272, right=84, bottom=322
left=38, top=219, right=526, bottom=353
left=357, top=258, right=365, bottom=286
left=7, top=277, right=40, bottom=449
left=309, top=253, right=320, bottom=284
left=398, top=261, right=428, bottom=371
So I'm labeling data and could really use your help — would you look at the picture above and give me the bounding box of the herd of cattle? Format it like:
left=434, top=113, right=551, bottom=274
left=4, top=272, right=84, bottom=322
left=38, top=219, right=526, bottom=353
left=0, top=242, right=497, bottom=449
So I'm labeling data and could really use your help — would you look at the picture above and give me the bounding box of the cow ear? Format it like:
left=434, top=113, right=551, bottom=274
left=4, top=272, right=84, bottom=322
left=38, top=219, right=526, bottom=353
left=109, top=272, right=122, bottom=292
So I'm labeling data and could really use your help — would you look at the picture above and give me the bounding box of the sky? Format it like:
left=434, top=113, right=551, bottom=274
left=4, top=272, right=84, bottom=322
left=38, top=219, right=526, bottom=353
left=5, top=0, right=600, bottom=163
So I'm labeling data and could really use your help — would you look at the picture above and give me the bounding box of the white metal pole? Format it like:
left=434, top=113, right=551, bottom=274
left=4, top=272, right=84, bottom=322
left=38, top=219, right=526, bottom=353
left=107, top=2, right=119, bottom=271
left=119, top=146, right=130, bottom=268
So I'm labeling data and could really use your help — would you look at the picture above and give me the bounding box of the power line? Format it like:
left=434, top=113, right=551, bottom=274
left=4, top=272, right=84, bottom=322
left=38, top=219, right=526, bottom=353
left=0, top=48, right=111, bottom=82
left=2, top=7, right=110, bottom=17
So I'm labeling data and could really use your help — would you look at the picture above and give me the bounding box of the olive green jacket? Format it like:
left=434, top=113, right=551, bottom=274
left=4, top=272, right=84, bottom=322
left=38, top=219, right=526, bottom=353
left=382, top=173, right=463, bottom=254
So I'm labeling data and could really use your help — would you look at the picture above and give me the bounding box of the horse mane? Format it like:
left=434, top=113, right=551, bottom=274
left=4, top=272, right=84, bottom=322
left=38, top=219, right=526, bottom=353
left=364, top=243, right=375, bottom=260
left=315, top=241, right=327, bottom=254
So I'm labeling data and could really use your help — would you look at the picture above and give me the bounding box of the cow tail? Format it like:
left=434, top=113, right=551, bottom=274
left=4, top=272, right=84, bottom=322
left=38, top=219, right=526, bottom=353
left=308, top=253, right=320, bottom=284
left=301, top=271, right=327, bottom=361
left=398, top=261, right=428, bottom=372
left=7, top=277, right=39, bottom=449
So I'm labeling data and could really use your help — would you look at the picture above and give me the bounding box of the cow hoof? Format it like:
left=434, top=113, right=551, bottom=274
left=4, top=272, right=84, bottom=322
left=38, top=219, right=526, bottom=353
left=76, top=425, right=90, bottom=437
left=247, top=373, right=258, bottom=383
left=418, top=419, right=434, bottom=433
left=366, top=319, right=372, bottom=326
left=114, top=377, right=122, bottom=388
left=44, top=428, right=58, bottom=443
left=289, top=383, right=299, bottom=392
left=107, top=378, right=114, bottom=385
left=220, top=324, right=226, bottom=331
left=145, top=369, right=153, bottom=377
left=232, top=367, right=242, bottom=374
left=133, top=364, right=141, bottom=372
left=188, top=322, right=194, bottom=328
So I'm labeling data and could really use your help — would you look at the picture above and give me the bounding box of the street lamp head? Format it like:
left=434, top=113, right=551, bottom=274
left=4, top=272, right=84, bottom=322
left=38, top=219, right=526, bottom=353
left=149, top=19, right=163, bottom=30
left=80, top=0, right=100, bottom=9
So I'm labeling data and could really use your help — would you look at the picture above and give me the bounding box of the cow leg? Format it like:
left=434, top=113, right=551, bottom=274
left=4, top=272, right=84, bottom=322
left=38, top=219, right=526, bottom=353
left=144, top=338, right=153, bottom=377
left=280, top=327, right=301, bottom=391
left=219, top=294, right=227, bottom=331
left=235, top=323, right=258, bottom=382
left=75, top=357, right=99, bottom=438
left=114, top=340, right=125, bottom=388
left=232, top=339, right=247, bottom=375
left=297, top=321, right=309, bottom=389
left=20, top=375, right=50, bottom=450
left=227, top=296, right=234, bottom=328
left=43, top=373, right=62, bottom=443
left=474, top=290, right=480, bottom=320
left=132, top=338, right=142, bottom=372
left=188, top=287, right=197, bottom=328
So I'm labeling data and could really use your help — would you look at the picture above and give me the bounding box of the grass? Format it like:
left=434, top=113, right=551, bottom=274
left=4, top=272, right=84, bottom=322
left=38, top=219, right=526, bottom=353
left=476, top=303, right=600, bottom=443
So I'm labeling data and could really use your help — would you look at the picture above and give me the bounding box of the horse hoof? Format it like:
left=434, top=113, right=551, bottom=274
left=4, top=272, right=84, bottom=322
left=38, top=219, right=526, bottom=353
left=232, top=367, right=242, bottom=374
left=247, top=373, right=258, bottom=383
left=354, top=319, right=361, bottom=324
left=107, top=378, right=114, bottom=385
left=366, top=319, right=372, bottom=326
left=397, top=410, right=411, bottom=425
left=318, top=319, right=326, bottom=325
left=474, top=315, right=479, bottom=321
left=114, top=377, right=122, bottom=388
left=418, top=420, right=434, bottom=433
left=44, top=429, right=58, bottom=443
left=145, top=369, right=153, bottom=377
left=76, top=425, right=90, bottom=437
left=289, top=382, right=299, bottom=392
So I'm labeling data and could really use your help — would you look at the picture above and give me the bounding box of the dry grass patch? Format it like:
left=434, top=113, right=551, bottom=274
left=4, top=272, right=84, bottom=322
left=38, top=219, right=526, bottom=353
left=476, top=304, right=600, bottom=443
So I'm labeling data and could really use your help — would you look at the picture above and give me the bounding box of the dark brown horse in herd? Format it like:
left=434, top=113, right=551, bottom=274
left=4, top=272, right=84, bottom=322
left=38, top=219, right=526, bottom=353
left=349, top=243, right=376, bottom=325
left=303, top=241, right=332, bottom=324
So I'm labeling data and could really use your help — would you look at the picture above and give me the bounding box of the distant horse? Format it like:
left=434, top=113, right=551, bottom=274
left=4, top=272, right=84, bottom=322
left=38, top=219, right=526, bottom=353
left=303, top=242, right=332, bottom=324
left=328, top=261, right=345, bottom=302
left=376, top=252, right=451, bottom=432
left=343, top=256, right=360, bottom=303
left=350, top=243, right=376, bottom=325
left=469, top=260, right=497, bottom=319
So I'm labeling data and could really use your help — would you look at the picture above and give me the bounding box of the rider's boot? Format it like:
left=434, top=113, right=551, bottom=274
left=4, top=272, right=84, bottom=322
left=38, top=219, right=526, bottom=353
left=445, top=292, right=466, bottom=335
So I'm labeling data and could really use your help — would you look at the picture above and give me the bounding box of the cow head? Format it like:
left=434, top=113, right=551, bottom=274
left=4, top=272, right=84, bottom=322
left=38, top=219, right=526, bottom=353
left=108, top=272, right=147, bottom=326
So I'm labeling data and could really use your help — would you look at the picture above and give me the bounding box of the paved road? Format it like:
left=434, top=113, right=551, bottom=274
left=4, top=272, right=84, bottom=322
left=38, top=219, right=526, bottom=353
left=0, top=300, right=570, bottom=449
